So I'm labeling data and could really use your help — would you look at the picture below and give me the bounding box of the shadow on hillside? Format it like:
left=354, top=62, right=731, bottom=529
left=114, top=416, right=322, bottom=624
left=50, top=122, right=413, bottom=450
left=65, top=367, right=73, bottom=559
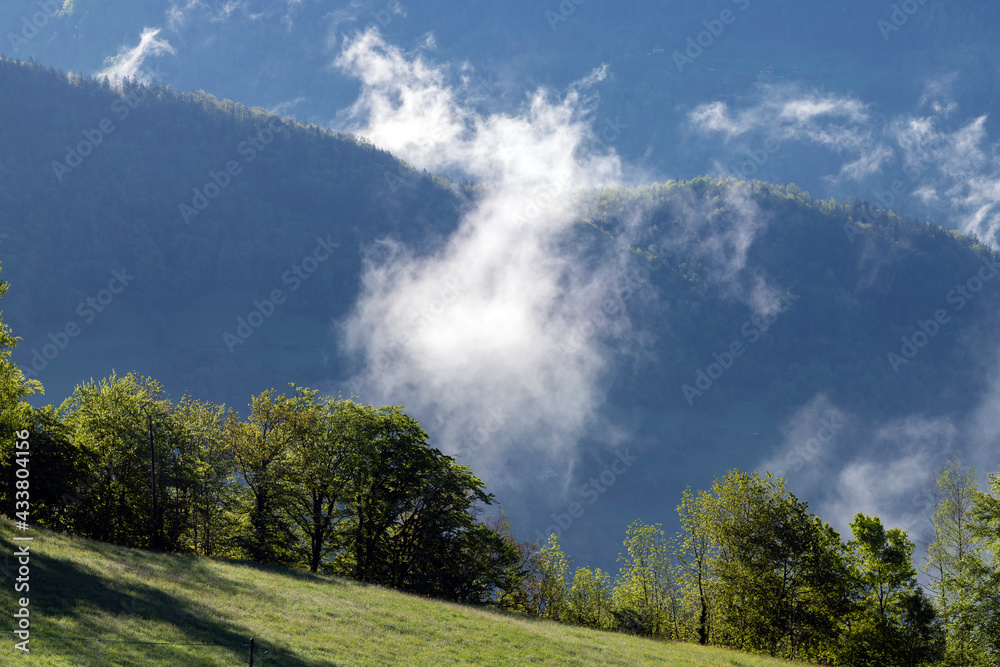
left=0, top=526, right=343, bottom=665
left=221, top=556, right=353, bottom=586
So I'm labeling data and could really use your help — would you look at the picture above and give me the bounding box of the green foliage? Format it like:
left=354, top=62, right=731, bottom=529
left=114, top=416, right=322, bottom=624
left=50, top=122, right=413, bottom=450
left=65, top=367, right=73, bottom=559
left=567, top=566, right=614, bottom=629
left=675, top=487, right=716, bottom=645
left=484, top=508, right=541, bottom=613
left=611, top=519, right=680, bottom=637
left=589, top=471, right=945, bottom=665
left=704, top=472, right=846, bottom=659
left=970, top=466, right=1000, bottom=665
left=838, top=514, right=944, bottom=667
left=170, top=396, right=236, bottom=557
left=534, top=533, right=570, bottom=621
left=283, top=395, right=358, bottom=573
left=925, top=456, right=994, bottom=666
left=4, top=363, right=515, bottom=604
left=58, top=372, right=187, bottom=550
left=225, top=386, right=314, bottom=565
left=0, top=404, right=92, bottom=531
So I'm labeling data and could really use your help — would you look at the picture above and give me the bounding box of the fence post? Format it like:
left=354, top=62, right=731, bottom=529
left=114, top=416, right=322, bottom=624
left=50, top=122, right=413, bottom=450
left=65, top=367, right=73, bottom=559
left=248, top=637, right=254, bottom=666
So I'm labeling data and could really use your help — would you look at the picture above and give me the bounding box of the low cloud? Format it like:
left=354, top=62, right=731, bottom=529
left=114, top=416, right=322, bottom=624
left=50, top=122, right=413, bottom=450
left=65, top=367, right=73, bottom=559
left=334, top=29, right=625, bottom=479
left=689, top=85, right=874, bottom=151
left=653, top=182, right=776, bottom=313
left=689, top=79, right=1000, bottom=248
left=760, top=397, right=959, bottom=544
left=97, top=27, right=176, bottom=85
left=819, top=416, right=954, bottom=537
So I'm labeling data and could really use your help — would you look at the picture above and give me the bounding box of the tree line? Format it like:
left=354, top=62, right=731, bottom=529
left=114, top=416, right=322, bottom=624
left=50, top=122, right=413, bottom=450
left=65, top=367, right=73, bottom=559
left=517, top=461, right=1000, bottom=667
left=0, top=369, right=523, bottom=605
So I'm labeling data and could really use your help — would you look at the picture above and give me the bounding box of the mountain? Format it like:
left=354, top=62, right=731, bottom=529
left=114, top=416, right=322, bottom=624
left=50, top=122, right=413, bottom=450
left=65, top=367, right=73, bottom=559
left=6, top=0, right=1000, bottom=235
left=2, top=56, right=999, bottom=574
left=0, top=55, right=463, bottom=405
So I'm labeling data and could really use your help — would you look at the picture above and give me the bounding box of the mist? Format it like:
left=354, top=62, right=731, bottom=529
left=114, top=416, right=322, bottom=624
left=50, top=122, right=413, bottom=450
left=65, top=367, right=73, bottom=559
left=689, top=79, right=1000, bottom=249
left=333, top=29, right=626, bottom=484
left=96, top=27, right=175, bottom=85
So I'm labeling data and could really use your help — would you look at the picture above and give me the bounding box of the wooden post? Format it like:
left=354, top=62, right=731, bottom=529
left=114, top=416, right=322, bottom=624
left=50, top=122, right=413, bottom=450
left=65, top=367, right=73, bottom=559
left=248, top=637, right=254, bottom=666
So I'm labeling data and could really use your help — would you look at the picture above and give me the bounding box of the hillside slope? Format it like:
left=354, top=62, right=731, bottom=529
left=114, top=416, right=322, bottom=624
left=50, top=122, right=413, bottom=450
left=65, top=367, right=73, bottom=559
left=0, top=520, right=809, bottom=666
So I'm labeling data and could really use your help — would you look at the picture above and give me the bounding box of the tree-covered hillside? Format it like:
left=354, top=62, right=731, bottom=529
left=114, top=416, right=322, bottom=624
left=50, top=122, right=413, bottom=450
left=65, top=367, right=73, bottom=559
left=0, top=56, right=465, bottom=404
left=590, top=179, right=1000, bottom=417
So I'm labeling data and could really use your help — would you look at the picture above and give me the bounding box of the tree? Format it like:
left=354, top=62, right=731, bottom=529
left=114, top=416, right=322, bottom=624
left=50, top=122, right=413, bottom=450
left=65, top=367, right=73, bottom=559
left=432, top=516, right=520, bottom=606
left=567, top=566, right=614, bottom=629
left=709, top=472, right=823, bottom=656
left=171, top=396, right=236, bottom=557
left=329, top=403, right=514, bottom=603
left=839, top=513, right=944, bottom=667
left=612, top=519, right=680, bottom=637
left=283, top=396, right=357, bottom=572
left=0, top=405, right=93, bottom=532
left=485, top=508, right=540, bottom=612
left=924, top=455, right=992, bottom=666
left=226, top=386, right=317, bottom=565
left=683, top=470, right=852, bottom=660
left=382, top=455, right=509, bottom=601
left=0, top=264, right=44, bottom=518
left=60, top=372, right=184, bottom=549
left=970, top=465, right=1000, bottom=665
left=799, top=518, right=854, bottom=664
left=675, top=487, right=717, bottom=644
left=336, top=405, right=439, bottom=582
left=534, top=533, right=570, bottom=621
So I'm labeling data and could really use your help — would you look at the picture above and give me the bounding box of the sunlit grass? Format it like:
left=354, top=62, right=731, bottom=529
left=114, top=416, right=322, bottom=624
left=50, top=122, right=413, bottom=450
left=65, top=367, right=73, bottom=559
left=0, top=519, right=808, bottom=666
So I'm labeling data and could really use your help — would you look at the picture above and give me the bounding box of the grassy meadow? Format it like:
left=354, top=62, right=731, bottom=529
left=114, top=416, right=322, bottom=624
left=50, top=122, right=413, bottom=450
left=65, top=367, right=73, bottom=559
left=0, top=519, right=812, bottom=666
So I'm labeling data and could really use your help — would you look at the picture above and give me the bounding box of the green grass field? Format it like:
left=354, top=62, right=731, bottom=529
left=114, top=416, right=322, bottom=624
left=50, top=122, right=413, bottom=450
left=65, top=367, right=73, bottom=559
left=0, top=519, right=809, bottom=666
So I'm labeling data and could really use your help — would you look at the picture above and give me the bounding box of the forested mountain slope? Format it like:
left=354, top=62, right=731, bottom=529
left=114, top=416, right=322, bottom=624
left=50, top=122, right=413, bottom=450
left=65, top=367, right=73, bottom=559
left=6, top=0, right=1000, bottom=229
left=2, top=55, right=1000, bottom=418
left=0, top=56, right=464, bottom=404
left=592, top=180, right=1000, bottom=417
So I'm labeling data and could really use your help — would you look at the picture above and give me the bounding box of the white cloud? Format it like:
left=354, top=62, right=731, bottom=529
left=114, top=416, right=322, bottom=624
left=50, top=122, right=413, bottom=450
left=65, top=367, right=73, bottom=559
left=820, top=417, right=952, bottom=538
left=918, top=72, right=959, bottom=117
left=688, top=101, right=748, bottom=140
left=333, top=29, right=626, bottom=478
left=838, top=144, right=894, bottom=181
left=763, top=405, right=955, bottom=541
left=890, top=113, right=1000, bottom=243
left=691, top=79, right=1000, bottom=248
left=759, top=394, right=847, bottom=485
left=166, top=0, right=247, bottom=30
left=778, top=97, right=868, bottom=125
left=97, top=28, right=176, bottom=85
left=634, top=179, right=775, bottom=315
left=689, top=85, right=874, bottom=150
left=269, top=96, right=307, bottom=117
